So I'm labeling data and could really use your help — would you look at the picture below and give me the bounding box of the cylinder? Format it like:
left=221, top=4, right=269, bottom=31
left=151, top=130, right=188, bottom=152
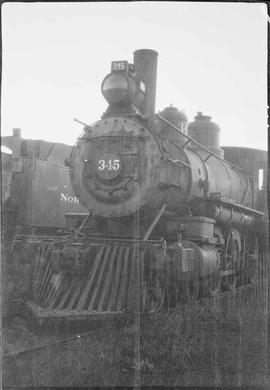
left=181, top=216, right=215, bottom=240
left=133, top=49, right=158, bottom=126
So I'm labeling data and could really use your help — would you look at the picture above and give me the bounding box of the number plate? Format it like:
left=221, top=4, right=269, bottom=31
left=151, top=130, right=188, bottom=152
left=98, top=159, right=120, bottom=172
left=96, top=153, right=122, bottom=181
left=111, top=61, right=128, bottom=73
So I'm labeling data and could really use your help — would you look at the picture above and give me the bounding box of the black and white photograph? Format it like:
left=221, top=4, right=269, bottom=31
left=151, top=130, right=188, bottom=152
left=1, top=1, right=269, bottom=388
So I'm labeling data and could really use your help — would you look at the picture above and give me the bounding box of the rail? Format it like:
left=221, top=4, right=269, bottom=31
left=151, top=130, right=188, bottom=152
left=156, top=114, right=253, bottom=177
left=3, top=323, right=116, bottom=360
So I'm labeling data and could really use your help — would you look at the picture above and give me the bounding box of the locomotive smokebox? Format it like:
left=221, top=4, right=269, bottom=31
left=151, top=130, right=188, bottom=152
left=133, top=49, right=158, bottom=126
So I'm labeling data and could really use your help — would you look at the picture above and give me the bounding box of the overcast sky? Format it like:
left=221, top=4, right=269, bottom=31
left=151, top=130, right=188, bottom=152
left=1, top=2, right=268, bottom=150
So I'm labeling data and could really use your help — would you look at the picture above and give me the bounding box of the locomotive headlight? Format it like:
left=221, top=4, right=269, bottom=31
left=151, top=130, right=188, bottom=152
left=101, top=73, right=137, bottom=104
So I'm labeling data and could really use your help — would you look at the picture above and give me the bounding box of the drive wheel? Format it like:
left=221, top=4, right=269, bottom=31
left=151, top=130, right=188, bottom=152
left=245, top=232, right=259, bottom=283
left=223, top=228, right=241, bottom=291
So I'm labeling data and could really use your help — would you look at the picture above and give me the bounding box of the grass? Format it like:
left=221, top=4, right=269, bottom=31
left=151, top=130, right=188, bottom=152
left=3, top=281, right=269, bottom=387
left=114, top=287, right=269, bottom=387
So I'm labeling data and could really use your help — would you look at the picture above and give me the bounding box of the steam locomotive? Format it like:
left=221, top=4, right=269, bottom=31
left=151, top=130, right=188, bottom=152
left=3, top=49, right=268, bottom=322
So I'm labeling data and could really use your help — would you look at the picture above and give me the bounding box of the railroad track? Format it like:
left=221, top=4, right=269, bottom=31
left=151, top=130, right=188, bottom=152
left=2, top=250, right=269, bottom=361
left=3, top=257, right=268, bottom=363
left=3, top=322, right=118, bottom=361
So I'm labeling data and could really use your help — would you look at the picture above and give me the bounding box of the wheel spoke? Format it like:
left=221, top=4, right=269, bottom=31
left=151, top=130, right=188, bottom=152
left=223, top=228, right=242, bottom=291
left=245, top=233, right=259, bottom=283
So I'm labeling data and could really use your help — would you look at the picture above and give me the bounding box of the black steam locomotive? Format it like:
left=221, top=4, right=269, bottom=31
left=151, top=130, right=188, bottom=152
left=3, top=49, right=268, bottom=321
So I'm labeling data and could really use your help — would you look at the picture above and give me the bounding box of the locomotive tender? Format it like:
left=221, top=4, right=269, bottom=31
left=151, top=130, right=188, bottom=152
left=4, top=49, right=267, bottom=320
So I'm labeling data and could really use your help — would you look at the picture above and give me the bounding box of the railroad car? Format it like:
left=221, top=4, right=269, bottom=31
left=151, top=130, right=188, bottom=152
left=2, top=130, right=87, bottom=232
left=2, top=131, right=87, bottom=308
left=3, top=49, right=268, bottom=323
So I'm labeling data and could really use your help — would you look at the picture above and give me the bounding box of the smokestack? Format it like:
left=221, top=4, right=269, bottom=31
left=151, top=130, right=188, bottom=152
left=133, top=49, right=158, bottom=126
